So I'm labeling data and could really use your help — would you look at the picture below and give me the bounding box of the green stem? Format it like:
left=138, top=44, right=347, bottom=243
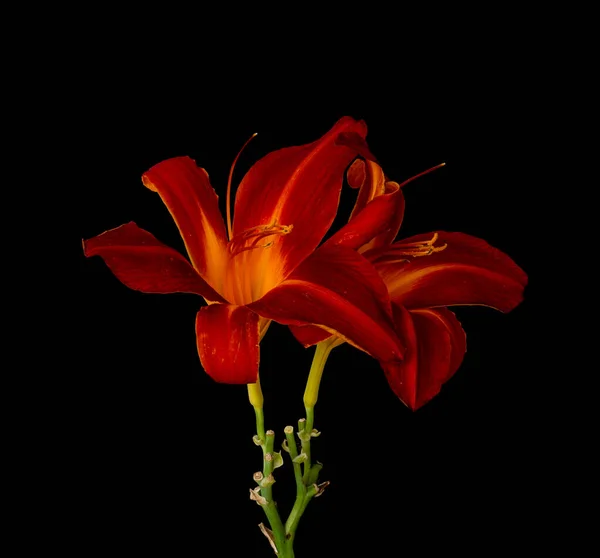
left=283, top=425, right=305, bottom=552
left=261, top=503, right=286, bottom=553
left=285, top=426, right=305, bottom=501
left=262, top=431, right=286, bottom=550
left=252, top=408, right=286, bottom=555
left=250, top=339, right=339, bottom=557
left=281, top=339, right=339, bottom=551
left=285, top=421, right=307, bottom=536
left=254, top=406, right=266, bottom=444
left=301, top=338, right=337, bottom=481
left=261, top=430, right=280, bottom=513
left=285, top=480, right=319, bottom=550
left=299, top=417, right=312, bottom=483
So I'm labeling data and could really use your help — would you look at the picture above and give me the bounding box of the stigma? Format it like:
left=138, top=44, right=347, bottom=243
left=228, top=221, right=293, bottom=257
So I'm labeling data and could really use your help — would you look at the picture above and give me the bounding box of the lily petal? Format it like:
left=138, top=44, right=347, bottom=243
left=334, top=131, right=378, bottom=162
left=196, top=304, right=259, bottom=384
left=249, top=244, right=403, bottom=363
left=325, top=161, right=404, bottom=252
left=370, top=232, right=528, bottom=311
left=291, top=161, right=405, bottom=346
left=347, top=159, right=387, bottom=218
left=83, top=222, right=224, bottom=300
left=232, top=117, right=369, bottom=281
left=142, top=157, right=229, bottom=294
left=381, top=305, right=466, bottom=410
left=289, top=324, right=332, bottom=347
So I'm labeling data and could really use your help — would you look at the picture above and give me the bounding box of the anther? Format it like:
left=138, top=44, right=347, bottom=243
left=228, top=222, right=293, bottom=256
left=376, top=233, right=447, bottom=264
left=398, top=233, right=446, bottom=256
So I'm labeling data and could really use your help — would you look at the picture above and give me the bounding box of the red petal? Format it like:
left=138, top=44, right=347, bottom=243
left=360, top=180, right=404, bottom=252
left=249, top=244, right=403, bottom=362
left=195, top=304, right=259, bottom=384
left=370, top=232, right=528, bottom=311
left=346, top=158, right=367, bottom=189
left=232, top=117, right=369, bottom=279
left=289, top=324, right=332, bottom=347
left=381, top=305, right=466, bottom=410
left=325, top=162, right=405, bottom=252
left=335, top=131, right=378, bottom=162
left=347, top=159, right=387, bottom=218
left=142, top=157, right=228, bottom=293
left=83, top=222, right=224, bottom=300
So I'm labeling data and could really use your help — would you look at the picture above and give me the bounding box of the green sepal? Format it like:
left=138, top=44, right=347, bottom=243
left=273, top=451, right=284, bottom=469
left=292, top=452, right=308, bottom=464
left=297, top=430, right=311, bottom=443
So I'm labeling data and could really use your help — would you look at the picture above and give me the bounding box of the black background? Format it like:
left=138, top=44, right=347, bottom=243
left=76, top=60, right=542, bottom=556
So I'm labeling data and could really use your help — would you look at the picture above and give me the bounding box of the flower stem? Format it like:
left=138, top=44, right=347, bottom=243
left=249, top=386, right=287, bottom=555
left=282, top=339, right=339, bottom=552
left=302, top=337, right=338, bottom=483
left=303, top=337, right=340, bottom=409
left=260, top=430, right=286, bottom=551
left=249, top=339, right=339, bottom=556
left=285, top=426, right=305, bottom=501
left=254, top=405, right=266, bottom=443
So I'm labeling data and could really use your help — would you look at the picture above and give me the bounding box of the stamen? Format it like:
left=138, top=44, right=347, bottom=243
left=377, top=233, right=447, bottom=264
left=397, top=232, right=442, bottom=249
left=227, top=133, right=258, bottom=240
left=228, top=222, right=293, bottom=257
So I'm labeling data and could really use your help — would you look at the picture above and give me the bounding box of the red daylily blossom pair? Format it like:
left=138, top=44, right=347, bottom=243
left=84, top=117, right=527, bottom=410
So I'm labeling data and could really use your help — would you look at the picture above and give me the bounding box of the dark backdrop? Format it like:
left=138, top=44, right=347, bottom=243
left=76, top=75, right=539, bottom=556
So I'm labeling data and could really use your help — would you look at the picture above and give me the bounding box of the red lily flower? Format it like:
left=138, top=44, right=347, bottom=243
left=291, top=159, right=528, bottom=410
left=83, top=118, right=404, bottom=384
